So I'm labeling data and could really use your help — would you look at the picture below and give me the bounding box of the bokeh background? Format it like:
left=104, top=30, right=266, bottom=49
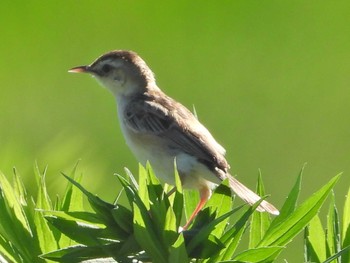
left=1, top=1, right=349, bottom=261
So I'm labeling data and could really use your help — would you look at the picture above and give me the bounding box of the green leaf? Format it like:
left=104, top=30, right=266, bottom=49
left=324, top=245, right=350, bottom=263
left=186, top=206, right=242, bottom=256
left=111, top=204, right=133, bottom=234
left=61, top=163, right=84, bottom=212
left=259, top=174, right=340, bottom=247
left=34, top=163, right=52, bottom=211
left=116, top=173, right=137, bottom=206
left=45, top=210, right=106, bottom=225
left=45, top=214, right=115, bottom=246
left=133, top=202, right=168, bottom=263
left=114, top=235, right=143, bottom=260
left=306, top=215, right=326, bottom=262
left=192, top=234, right=225, bottom=259
left=213, top=203, right=260, bottom=262
left=172, top=164, right=183, bottom=229
left=41, top=243, right=121, bottom=262
left=326, top=191, right=341, bottom=260
left=123, top=167, right=139, bottom=190
left=206, top=179, right=232, bottom=238
left=0, top=234, right=20, bottom=263
left=0, top=175, right=37, bottom=262
left=269, top=166, right=303, bottom=229
left=0, top=172, right=31, bottom=235
left=145, top=165, right=171, bottom=240
left=342, top=187, right=350, bottom=263
left=184, top=189, right=199, bottom=223
left=342, top=187, right=350, bottom=242
left=304, top=226, right=318, bottom=263
left=61, top=173, right=115, bottom=225
left=249, top=171, right=271, bottom=248
left=164, top=207, right=178, bottom=244
left=138, top=164, right=150, bottom=210
left=146, top=161, right=161, bottom=186
left=32, top=164, right=59, bottom=253
left=169, top=233, right=189, bottom=263
left=228, top=246, right=284, bottom=263
left=34, top=210, right=58, bottom=254
left=12, top=168, right=28, bottom=207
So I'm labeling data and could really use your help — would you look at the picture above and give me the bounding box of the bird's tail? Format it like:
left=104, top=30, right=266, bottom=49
left=228, top=174, right=279, bottom=215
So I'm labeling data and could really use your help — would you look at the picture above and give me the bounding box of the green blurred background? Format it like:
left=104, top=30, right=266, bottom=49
left=1, top=1, right=349, bottom=261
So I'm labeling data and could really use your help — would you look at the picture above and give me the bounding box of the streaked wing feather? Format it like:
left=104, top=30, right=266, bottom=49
left=124, top=97, right=228, bottom=173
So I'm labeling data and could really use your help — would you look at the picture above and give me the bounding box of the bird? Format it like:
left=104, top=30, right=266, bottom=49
left=69, top=50, right=279, bottom=229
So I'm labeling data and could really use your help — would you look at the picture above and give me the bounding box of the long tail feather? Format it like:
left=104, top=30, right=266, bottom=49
left=228, top=174, right=279, bottom=215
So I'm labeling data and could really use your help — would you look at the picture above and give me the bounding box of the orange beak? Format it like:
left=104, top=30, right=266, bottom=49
left=68, top=65, right=90, bottom=73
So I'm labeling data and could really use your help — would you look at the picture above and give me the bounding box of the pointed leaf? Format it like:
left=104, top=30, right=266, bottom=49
left=230, top=246, right=284, bottom=262
left=186, top=206, right=243, bottom=255
left=324, top=245, right=350, bottom=263
left=34, top=210, right=58, bottom=254
left=184, top=190, right=199, bottom=223
left=326, top=191, right=341, bottom=260
left=259, top=174, right=340, bottom=247
left=61, top=174, right=115, bottom=225
left=12, top=168, right=28, bottom=207
left=41, top=243, right=122, bottom=262
left=111, top=204, right=133, bottom=234
left=34, top=164, right=52, bottom=210
left=123, top=167, right=139, bottom=190
left=342, top=187, right=350, bottom=263
left=0, top=232, right=21, bottom=263
left=206, top=179, right=232, bottom=238
left=249, top=172, right=271, bottom=248
left=269, top=166, right=303, bottom=229
left=61, top=163, right=84, bottom=212
left=0, top=172, right=31, bottom=234
left=213, top=204, right=259, bottom=262
left=45, top=215, right=121, bottom=246
left=0, top=174, right=41, bottom=262
left=133, top=202, right=167, bottom=263
left=188, top=233, right=225, bottom=259
left=138, top=164, right=150, bottom=210
left=164, top=207, right=178, bottom=245
left=43, top=210, right=105, bottom=225
left=304, top=226, right=319, bottom=263
left=172, top=163, right=183, bottom=229
left=116, top=174, right=137, bottom=206
left=307, top=215, right=326, bottom=261
left=169, top=233, right=188, bottom=263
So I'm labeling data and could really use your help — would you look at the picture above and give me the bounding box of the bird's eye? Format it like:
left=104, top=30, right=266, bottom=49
left=101, top=64, right=112, bottom=74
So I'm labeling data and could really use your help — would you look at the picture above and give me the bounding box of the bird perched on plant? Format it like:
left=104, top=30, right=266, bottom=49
left=69, top=50, right=279, bottom=229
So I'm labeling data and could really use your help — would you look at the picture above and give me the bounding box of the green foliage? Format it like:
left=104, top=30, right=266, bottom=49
left=0, top=164, right=345, bottom=262
left=304, top=188, right=350, bottom=263
left=0, top=163, right=81, bottom=262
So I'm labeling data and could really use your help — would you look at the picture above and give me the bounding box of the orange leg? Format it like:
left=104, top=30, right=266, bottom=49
left=182, top=187, right=211, bottom=230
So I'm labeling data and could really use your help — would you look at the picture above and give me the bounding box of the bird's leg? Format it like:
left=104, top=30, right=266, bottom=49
left=182, top=187, right=211, bottom=230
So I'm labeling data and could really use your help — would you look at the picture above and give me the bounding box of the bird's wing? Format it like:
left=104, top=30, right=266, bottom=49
left=123, top=94, right=229, bottom=174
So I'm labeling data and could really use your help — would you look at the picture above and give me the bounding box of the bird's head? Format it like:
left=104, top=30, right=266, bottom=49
left=69, top=50, right=156, bottom=96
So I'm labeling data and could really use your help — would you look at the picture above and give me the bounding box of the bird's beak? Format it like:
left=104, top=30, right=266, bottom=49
left=68, top=65, right=91, bottom=73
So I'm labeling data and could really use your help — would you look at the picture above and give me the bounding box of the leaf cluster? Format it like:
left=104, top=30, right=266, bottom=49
left=0, top=163, right=347, bottom=263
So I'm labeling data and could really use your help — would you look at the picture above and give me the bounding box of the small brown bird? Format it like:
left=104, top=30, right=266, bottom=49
left=69, top=50, right=279, bottom=229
